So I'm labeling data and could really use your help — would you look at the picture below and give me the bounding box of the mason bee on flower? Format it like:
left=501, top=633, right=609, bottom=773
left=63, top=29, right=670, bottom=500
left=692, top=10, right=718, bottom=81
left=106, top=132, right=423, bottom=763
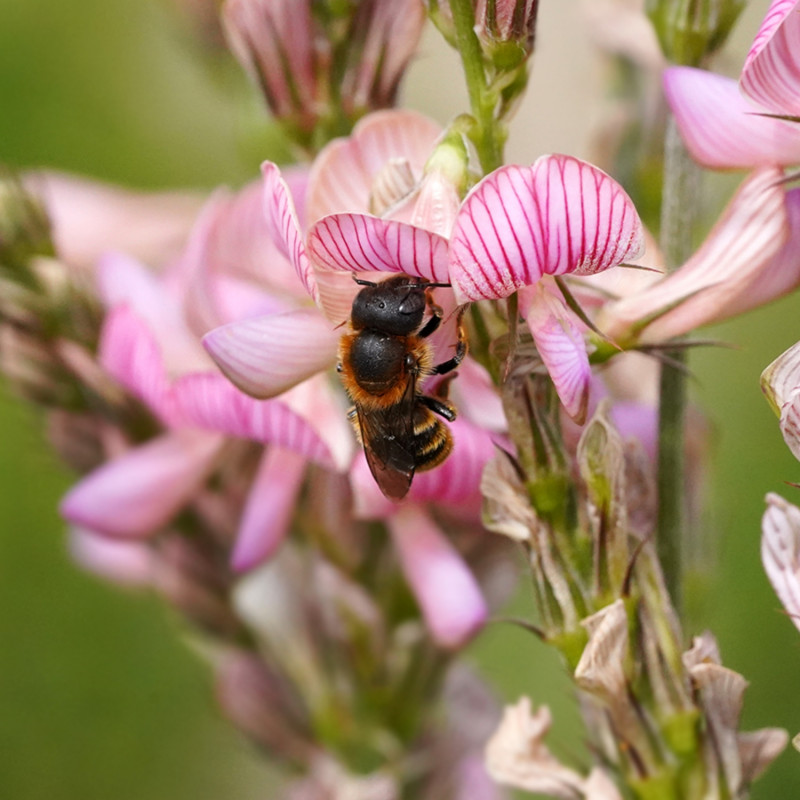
left=337, top=274, right=467, bottom=500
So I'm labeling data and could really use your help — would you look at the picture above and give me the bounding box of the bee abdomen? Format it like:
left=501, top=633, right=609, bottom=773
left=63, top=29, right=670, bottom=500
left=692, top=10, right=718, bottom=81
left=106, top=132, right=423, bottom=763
left=413, top=408, right=453, bottom=472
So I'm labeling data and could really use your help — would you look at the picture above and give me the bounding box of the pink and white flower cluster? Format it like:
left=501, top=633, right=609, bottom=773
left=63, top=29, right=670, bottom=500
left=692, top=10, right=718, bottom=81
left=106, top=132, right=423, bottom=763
left=53, top=107, right=647, bottom=649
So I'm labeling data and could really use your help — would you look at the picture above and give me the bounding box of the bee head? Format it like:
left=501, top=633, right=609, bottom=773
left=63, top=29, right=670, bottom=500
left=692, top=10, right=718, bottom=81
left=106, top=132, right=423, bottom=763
left=351, top=275, right=428, bottom=335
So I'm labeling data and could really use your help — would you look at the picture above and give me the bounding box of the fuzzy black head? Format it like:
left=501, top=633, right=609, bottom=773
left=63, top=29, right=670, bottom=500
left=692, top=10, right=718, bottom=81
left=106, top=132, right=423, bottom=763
left=350, top=275, right=428, bottom=335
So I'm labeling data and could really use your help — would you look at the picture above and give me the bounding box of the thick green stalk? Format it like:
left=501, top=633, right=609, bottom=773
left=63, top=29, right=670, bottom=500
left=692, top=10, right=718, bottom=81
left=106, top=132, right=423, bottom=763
left=448, top=0, right=504, bottom=173
left=656, top=116, right=700, bottom=608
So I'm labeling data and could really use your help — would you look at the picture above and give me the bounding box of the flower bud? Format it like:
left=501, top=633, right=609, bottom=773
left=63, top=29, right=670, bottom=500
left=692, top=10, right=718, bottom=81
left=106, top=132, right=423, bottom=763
left=0, top=173, right=53, bottom=267
left=223, top=0, right=425, bottom=150
left=646, top=0, right=745, bottom=66
left=474, top=0, right=539, bottom=69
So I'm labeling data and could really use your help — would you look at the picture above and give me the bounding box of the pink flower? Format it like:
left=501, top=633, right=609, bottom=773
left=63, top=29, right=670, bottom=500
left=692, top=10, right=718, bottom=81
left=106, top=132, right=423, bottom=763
left=663, top=0, right=800, bottom=170
left=449, top=155, right=644, bottom=422
left=598, top=168, right=800, bottom=344
left=222, top=0, right=425, bottom=142
left=59, top=187, right=349, bottom=572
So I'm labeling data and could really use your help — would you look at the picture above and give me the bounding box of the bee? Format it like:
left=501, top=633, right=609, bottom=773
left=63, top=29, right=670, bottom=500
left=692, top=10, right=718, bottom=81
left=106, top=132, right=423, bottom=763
left=337, top=274, right=467, bottom=501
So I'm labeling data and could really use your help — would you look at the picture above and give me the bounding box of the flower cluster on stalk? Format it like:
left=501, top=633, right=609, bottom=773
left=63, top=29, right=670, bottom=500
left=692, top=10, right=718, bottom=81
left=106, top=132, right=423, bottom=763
left=5, top=0, right=800, bottom=797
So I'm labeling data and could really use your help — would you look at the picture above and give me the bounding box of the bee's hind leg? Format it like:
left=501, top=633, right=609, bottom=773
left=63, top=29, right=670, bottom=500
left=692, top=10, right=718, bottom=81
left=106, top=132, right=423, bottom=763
left=419, top=392, right=456, bottom=422
left=431, top=308, right=468, bottom=376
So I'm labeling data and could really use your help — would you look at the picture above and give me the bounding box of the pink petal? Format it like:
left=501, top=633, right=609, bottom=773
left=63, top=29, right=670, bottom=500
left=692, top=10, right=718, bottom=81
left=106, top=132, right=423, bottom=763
left=174, top=372, right=337, bottom=468
left=523, top=286, right=591, bottom=424
left=306, top=110, right=442, bottom=222
left=599, top=167, right=789, bottom=343
left=98, top=252, right=210, bottom=376
left=231, top=447, right=306, bottom=571
left=387, top=505, right=488, bottom=649
left=663, top=67, right=800, bottom=169
left=203, top=308, right=340, bottom=398
left=98, top=250, right=176, bottom=319
left=98, top=306, right=178, bottom=426
left=741, top=0, right=800, bottom=116
left=60, top=431, right=223, bottom=538
left=263, top=162, right=318, bottom=302
left=454, top=755, right=509, bottom=800
left=409, top=170, right=462, bottom=237
left=449, top=156, right=643, bottom=302
left=762, top=493, right=800, bottom=634
left=169, top=183, right=302, bottom=336
left=719, top=186, right=800, bottom=317
left=280, top=374, right=355, bottom=472
left=450, top=358, right=507, bottom=433
left=201, top=308, right=338, bottom=399
left=69, top=526, right=154, bottom=586
left=308, top=213, right=451, bottom=281
left=23, top=171, right=202, bottom=274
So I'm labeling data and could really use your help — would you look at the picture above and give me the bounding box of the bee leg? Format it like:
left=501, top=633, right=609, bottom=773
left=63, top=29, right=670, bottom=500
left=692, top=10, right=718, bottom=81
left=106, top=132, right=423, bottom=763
left=418, top=304, right=443, bottom=339
left=346, top=406, right=363, bottom=443
left=419, top=393, right=456, bottom=422
left=431, top=310, right=468, bottom=375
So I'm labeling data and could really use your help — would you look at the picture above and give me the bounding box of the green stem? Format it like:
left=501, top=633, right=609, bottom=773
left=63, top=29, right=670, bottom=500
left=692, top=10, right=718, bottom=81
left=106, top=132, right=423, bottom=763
left=448, top=0, right=504, bottom=173
left=656, top=116, right=700, bottom=609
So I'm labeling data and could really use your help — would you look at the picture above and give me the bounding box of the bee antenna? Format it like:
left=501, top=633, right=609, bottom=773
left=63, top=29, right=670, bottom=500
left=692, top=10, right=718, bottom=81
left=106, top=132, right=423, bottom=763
left=424, top=281, right=451, bottom=289
left=353, top=276, right=377, bottom=287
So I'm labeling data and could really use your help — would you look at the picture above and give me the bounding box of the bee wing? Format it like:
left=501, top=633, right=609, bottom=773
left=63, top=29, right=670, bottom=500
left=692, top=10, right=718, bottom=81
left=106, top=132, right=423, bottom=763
left=355, top=378, right=418, bottom=501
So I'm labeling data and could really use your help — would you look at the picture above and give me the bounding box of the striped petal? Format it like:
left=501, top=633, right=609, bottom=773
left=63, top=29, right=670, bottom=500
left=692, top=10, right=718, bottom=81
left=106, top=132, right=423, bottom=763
left=306, top=110, right=441, bottom=221
left=308, top=213, right=451, bottom=281
left=308, top=214, right=452, bottom=323
left=173, top=372, right=337, bottom=469
left=387, top=505, right=488, bottom=649
left=599, top=167, right=789, bottom=344
left=263, top=162, right=318, bottom=303
left=720, top=186, right=800, bottom=317
left=762, top=338, right=800, bottom=460
left=762, top=493, right=800, bottom=634
left=201, top=308, right=339, bottom=399
left=449, top=156, right=643, bottom=302
left=231, top=447, right=306, bottom=572
left=664, top=67, right=800, bottom=169
left=60, top=431, right=223, bottom=539
left=779, top=393, right=800, bottom=461
left=524, top=286, right=591, bottom=424
left=741, top=0, right=800, bottom=116
left=762, top=339, right=800, bottom=418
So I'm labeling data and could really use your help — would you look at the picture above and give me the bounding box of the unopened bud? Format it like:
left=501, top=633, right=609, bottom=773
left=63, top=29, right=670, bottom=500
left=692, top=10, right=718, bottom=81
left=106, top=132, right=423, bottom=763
left=647, top=0, right=745, bottom=66
left=0, top=174, right=53, bottom=267
left=474, top=0, right=539, bottom=69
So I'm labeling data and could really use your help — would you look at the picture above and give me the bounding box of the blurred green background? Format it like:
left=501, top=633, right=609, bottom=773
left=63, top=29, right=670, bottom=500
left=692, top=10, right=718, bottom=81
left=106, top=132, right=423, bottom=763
left=1, top=1, right=799, bottom=798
